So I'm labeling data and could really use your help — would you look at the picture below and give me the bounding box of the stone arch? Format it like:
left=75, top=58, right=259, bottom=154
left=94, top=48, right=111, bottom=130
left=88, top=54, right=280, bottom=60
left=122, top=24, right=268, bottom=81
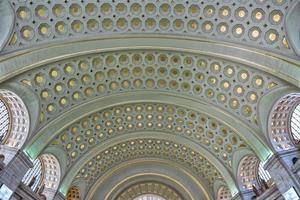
left=85, top=160, right=211, bottom=200
left=63, top=135, right=231, bottom=199
left=237, top=155, right=272, bottom=192
left=55, top=130, right=238, bottom=197
left=22, top=153, right=61, bottom=200
left=43, top=146, right=68, bottom=179
left=237, top=155, right=260, bottom=191
left=213, top=179, right=230, bottom=200
left=268, top=93, right=300, bottom=151
left=0, top=97, right=11, bottom=143
left=134, top=194, right=166, bottom=200
left=67, top=186, right=81, bottom=200
left=216, top=186, right=231, bottom=200
left=117, top=182, right=181, bottom=200
left=39, top=154, right=61, bottom=200
left=0, top=89, right=30, bottom=164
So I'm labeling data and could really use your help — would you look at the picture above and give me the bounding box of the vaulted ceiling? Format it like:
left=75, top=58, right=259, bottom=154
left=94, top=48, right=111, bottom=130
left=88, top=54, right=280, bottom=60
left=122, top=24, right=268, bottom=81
left=1, top=0, right=300, bottom=199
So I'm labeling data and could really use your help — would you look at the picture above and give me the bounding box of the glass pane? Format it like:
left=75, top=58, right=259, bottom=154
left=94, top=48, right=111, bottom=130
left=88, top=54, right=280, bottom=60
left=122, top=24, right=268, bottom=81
left=258, top=162, right=271, bottom=182
left=22, top=159, right=43, bottom=191
left=0, top=99, right=10, bottom=142
left=291, top=104, right=300, bottom=140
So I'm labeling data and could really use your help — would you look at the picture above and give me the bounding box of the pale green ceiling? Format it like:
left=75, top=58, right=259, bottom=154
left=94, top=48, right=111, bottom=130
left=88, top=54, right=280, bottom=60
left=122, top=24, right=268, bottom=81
left=1, top=0, right=300, bottom=199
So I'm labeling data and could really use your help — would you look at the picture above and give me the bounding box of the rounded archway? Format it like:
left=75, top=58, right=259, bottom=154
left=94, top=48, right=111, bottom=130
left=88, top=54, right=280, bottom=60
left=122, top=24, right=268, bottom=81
left=237, top=155, right=272, bottom=192
left=0, top=97, right=11, bottom=143
left=0, top=89, right=30, bottom=164
left=217, top=186, right=231, bottom=200
left=117, top=181, right=182, bottom=200
left=269, top=93, right=300, bottom=151
left=134, top=194, right=166, bottom=200
left=291, top=102, right=300, bottom=141
left=22, top=153, right=61, bottom=200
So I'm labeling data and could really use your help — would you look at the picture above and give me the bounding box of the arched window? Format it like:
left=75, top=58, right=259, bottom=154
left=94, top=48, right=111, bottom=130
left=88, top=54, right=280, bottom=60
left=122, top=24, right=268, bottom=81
left=237, top=155, right=272, bottom=191
left=0, top=89, right=29, bottom=148
left=0, top=89, right=30, bottom=164
left=134, top=194, right=166, bottom=200
left=39, top=154, right=61, bottom=200
left=291, top=103, right=300, bottom=141
left=22, top=158, right=43, bottom=192
left=40, top=154, right=61, bottom=190
left=269, top=94, right=300, bottom=151
left=22, top=154, right=61, bottom=200
left=116, top=182, right=182, bottom=200
left=67, top=186, right=81, bottom=200
left=258, top=162, right=272, bottom=184
left=0, top=98, right=11, bottom=142
left=217, top=186, right=231, bottom=200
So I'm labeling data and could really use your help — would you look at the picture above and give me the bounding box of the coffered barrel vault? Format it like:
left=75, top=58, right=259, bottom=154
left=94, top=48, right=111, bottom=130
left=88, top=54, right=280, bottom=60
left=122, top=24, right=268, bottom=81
left=0, top=1, right=300, bottom=200
left=16, top=50, right=283, bottom=128
left=5, top=0, right=294, bottom=58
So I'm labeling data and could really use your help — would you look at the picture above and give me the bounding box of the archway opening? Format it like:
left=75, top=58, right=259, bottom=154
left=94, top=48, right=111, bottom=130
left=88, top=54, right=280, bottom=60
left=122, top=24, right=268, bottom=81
left=134, top=194, right=166, bottom=200
left=21, top=154, right=61, bottom=200
left=237, top=155, right=272, bottom=192
left=269, top=93, right=300, bottom=151
left=0, top=89, right=29, bottom=164
left=291, top=103, right=300, bottom=141
left=217, top=186, right=231, bottom=200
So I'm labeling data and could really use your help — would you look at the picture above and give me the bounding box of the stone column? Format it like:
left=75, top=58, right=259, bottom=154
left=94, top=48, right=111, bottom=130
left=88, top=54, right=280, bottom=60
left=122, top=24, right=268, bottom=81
left=264, top=149, right=300, bottom=196
left=0, top=150, right=33, bottom=193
